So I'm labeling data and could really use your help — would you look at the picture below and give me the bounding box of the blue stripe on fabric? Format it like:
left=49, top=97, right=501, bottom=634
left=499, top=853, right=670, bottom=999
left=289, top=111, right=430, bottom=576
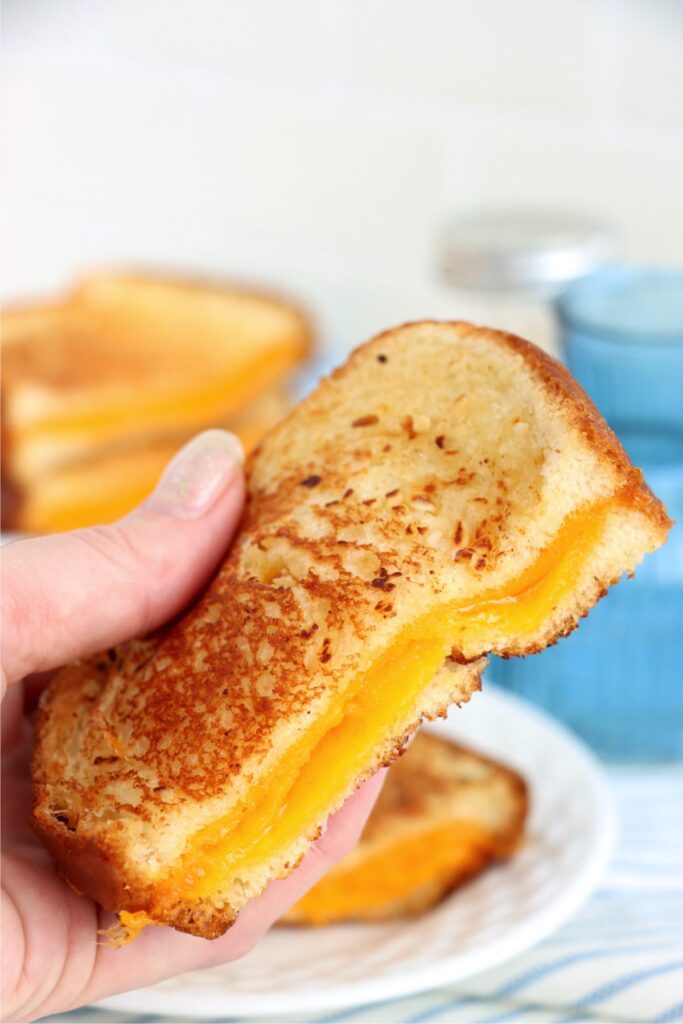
left=410, top=995, right=480, bottom=1023
left=529, top=962, right=683, bottom=1024
left=38, top=1013, right=102, bottom=1023
left=573, top=959, right=683, bottom=1008
left=475, top=1001, right=611, bottom=1024
left=40, top=1015, right=164, bottom=1024
left=317, top=995, right=414, bottom=1023
left=481, top=949, right=683, bottom=1021
left=38, top=1015, right=134, bottom=1023
left=413, top=998, right=587, bottom=1024
left=409, top=945, right=680, bottom=1023
left=655, top=999, right=683, bottom=1023
left=425, top=983, right=683, bottom=1024
left=318, top=992, right=485, bottom=1024
left=473, top=1005, right=537, bottom=1024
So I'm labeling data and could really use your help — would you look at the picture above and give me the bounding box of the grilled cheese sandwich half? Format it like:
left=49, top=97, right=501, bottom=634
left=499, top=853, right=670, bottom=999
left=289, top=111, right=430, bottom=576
left=282, top=731, right=528, bottom=924
left=32, top=321, right=670, bottom=941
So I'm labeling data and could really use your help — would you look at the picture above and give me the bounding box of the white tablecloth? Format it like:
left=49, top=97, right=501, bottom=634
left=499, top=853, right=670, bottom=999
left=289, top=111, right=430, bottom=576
left=40, top=765, right=683, bottom=1024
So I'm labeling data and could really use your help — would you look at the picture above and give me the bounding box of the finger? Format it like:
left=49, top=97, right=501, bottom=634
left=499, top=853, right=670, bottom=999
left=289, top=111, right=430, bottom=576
left=1, top=431, right=244, bottom=688
left=79, top=773, right=386, bottom=1006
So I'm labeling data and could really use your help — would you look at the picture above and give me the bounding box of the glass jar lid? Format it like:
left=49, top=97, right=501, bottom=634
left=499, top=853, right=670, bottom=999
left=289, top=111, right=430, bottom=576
left=438, top=208, right=613, bottom=293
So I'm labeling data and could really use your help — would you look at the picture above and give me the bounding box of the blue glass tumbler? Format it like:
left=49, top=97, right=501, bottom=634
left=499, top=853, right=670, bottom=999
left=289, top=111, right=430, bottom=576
left=489, top=267, right=683, bottom=761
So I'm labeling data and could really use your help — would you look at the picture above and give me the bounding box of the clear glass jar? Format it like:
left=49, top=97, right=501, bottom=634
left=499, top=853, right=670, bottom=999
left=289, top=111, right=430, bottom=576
left=436, top=209, right=614, bottom=358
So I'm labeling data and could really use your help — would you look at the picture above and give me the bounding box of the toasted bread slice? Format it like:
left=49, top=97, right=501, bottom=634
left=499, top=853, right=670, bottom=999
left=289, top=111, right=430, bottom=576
left=8, top=391, right=287, bottom=533
left=32, top=322, right=669, bottom=941
left=1, top=273, right=311, bottom=486
left=282, top=731, right=528, bottom=924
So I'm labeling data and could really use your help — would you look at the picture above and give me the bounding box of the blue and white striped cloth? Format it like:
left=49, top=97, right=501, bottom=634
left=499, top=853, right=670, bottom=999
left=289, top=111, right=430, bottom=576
left=40, top=766, right=683, bottom=1024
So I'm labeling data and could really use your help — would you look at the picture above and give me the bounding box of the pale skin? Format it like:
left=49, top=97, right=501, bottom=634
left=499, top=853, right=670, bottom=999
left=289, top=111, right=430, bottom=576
left=1, top=432, right=384, bottom=1021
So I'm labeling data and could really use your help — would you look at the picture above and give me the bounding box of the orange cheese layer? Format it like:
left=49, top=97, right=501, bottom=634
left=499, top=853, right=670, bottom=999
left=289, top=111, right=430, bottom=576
left=120, top=495, right=618, bottom=935
left=176, top=623, right=453, bottom=901
left=448, top=496, right=611, bottom=650
left=288, top=820, right=494, bottom=924
left=13, top=343, right=299, bottom=441
left=116, top=910, right=156, bottom=943
left=20, top=409, right=274, bottom=533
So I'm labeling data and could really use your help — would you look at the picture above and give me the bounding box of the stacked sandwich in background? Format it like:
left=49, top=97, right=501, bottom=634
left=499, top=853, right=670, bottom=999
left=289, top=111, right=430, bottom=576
left=282, top=731, right=528, bottom=925
left=1, top=272, right=312, bottom=532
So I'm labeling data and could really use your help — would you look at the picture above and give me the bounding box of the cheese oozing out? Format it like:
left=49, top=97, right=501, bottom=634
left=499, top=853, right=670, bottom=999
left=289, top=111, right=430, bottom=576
left=119, top=495, right=617, bottom=936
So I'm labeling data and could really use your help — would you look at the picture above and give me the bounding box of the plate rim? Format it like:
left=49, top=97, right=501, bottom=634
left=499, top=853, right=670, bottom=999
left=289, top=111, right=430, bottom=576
left=98, top=684, right=616, bottom=1019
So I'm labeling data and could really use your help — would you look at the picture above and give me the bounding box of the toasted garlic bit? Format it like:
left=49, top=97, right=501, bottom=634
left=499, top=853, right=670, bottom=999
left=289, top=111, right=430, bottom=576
left=411, top=497, right=436, bottom=512
left=412, top=414, right=431, bottom=434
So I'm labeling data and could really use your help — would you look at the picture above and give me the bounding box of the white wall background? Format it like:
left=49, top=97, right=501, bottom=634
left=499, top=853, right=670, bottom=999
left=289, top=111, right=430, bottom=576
left=3, top=0, right=683, bottom=351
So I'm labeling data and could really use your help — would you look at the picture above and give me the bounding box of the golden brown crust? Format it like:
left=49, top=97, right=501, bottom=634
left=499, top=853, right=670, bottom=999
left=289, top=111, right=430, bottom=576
left=69, top=268, right=315, bottom=343
left=2, top=273, right=312, bottom=396
left=362, top=732, right=528, bottom=843
left=32, top=656, right=483, bottom=938
left=354, top=321, right=670, bottom=535
left=488, top=326, right=670, bottom=532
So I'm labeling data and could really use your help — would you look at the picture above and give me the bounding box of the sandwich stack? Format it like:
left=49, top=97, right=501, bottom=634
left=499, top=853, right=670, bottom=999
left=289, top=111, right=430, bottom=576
left=1, top=272, right=312, bottom=532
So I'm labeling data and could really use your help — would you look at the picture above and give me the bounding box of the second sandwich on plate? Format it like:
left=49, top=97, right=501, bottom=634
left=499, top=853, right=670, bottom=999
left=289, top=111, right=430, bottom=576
left=282, top=730, right=528, bottom=925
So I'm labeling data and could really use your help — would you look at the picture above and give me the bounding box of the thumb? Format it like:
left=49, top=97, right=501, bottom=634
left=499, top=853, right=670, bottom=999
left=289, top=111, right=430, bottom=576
left=1, top=430, right=245, bottom=688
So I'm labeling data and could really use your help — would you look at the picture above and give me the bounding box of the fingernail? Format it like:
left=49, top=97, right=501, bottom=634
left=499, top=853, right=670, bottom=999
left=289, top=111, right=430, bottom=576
left=146, top=430, right=243, bottom=519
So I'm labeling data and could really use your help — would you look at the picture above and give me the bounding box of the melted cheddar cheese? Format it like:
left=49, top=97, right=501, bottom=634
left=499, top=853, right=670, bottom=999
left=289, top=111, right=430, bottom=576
left=288, top=820, right=493, bottom=924
left=177, top=624, right=452, bottom=901
left=116, top=910, right=156, bottom=943
left=18, top=346, right=298, bottom=441
left=449, top=497, right=609, bottom=646
left=21, top=407, right=275, bottom=533
left=118, top=496, right=617, bottom=938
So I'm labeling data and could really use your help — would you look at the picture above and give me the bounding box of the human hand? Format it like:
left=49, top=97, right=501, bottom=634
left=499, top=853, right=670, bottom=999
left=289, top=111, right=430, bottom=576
left=1, top=430, right=385, bottom=1022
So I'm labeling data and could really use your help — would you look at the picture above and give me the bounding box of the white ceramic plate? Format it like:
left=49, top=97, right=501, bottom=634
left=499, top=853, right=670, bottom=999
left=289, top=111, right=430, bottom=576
left=99, top=684, right=615, bottom=1019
